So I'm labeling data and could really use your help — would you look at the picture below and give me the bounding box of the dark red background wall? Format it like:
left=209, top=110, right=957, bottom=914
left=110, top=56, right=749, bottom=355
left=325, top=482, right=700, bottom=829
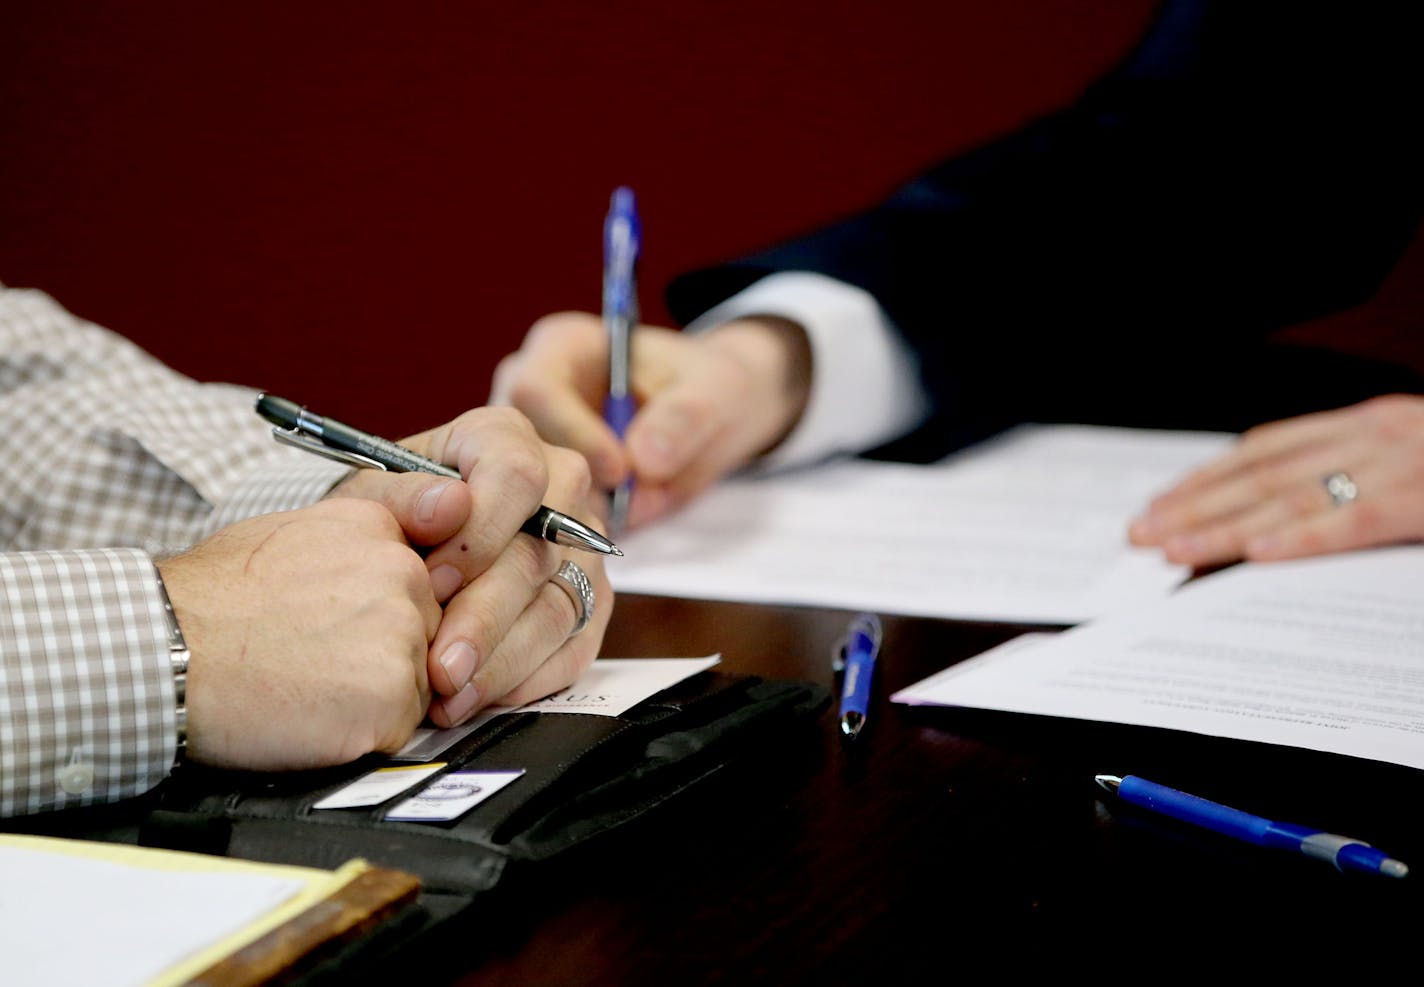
left=22, top=0, right=1391, bottom=440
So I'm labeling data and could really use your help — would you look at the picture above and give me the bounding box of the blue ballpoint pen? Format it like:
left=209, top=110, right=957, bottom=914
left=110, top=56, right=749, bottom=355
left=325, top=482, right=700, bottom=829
left=603, top=186, right=640, bottom=535
left=1096, top=774, right=1409, bottom=879
left=835, top=613, right=882, bottom=739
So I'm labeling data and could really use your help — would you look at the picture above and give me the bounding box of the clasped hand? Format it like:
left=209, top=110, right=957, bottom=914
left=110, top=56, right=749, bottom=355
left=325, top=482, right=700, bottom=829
left=160, top=406, right=611, bottom=771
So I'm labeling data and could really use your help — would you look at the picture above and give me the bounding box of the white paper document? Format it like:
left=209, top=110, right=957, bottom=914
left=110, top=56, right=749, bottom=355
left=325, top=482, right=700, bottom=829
left=891, top=546, right=1424, bottom=770
left=513, top=655, right=722, bottom=714
left=608, top=424, right=1233, bottom=624
left=1, top=835, right=323, bottom=987
left=394, top=655, right=722, bottom=761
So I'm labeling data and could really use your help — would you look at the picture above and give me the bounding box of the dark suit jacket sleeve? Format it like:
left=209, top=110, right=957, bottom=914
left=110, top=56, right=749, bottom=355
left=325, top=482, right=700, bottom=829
left=667, top=1, right=1424, bottom=448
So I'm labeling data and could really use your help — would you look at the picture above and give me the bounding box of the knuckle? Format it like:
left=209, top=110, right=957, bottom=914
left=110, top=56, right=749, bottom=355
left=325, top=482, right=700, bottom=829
left=381, top=549, right=424, bottom=595
left=1371, top=397, right=1423, bottom=440
left=500, top=445, right=551, bottom=505
left=1363, top=393, right=1409, bottom=418
left=547, top=644, right=593, bottom=695
left=1295, top=526, right=1328, bottom=554
left=457, top=595, right=508, bottom=654
left=464, top=403, right=528, bottom=436
left=505, top=375, right=550, bottom=417
left=364, top=539, right=426, bottom=590
left=547, top=444, right=594, bottom=500
left=1347, top=501, right=1386, bottom=542
left=398, top=549, right=434, bottom=593
left=1284, top=485, right=1324, bottom=520
left=336, top=497, right=401, bottom=534
left=1244, top=465, right=1285, bottom=501
left=364, top=629, right=424, bottom=698
left=489, top=354, right=521, bottom=403
left=662, top=389, right=718, bottom=426
left=1238, top=420, right=1280, bottom=446
left=494, top=403, right=538, bottom=435
left=528, top=311, right=597, bottom=346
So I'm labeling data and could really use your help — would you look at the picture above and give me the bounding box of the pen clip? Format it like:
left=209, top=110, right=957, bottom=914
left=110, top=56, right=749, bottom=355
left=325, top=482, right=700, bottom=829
left=832, top=612, right=883, bottom=674
left=271, top=427, right=389, bottom=471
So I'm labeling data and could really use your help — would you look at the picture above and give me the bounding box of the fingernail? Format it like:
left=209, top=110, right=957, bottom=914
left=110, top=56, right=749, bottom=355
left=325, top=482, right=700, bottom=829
left=429, top=564, right=463, bottom=603
left=416, top=481, right=457, bottom=524
left=440, top=682, right=481, bottom=726
left=1129, top=515, right=1159, bottom=540
left=438, top=641, right=479, bottom=689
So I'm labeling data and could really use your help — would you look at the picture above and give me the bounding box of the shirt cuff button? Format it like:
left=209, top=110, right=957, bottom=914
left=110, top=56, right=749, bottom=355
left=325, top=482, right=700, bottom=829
left=58, top=762, right=96, bottom=794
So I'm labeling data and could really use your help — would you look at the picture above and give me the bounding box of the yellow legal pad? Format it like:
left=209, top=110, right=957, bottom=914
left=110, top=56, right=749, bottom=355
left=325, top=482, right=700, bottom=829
left=0, top=833, right=420, bottom=986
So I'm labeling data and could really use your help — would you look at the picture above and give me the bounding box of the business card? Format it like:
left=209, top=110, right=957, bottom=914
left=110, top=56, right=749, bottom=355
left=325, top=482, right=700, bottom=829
left=311, top=763, right=447, bottom=809
left=384, top=770, right=525, bottom=822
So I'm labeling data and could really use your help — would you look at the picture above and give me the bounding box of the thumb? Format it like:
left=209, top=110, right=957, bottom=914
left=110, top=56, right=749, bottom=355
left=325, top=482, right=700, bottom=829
left=332, top=472, right=472, bottom=547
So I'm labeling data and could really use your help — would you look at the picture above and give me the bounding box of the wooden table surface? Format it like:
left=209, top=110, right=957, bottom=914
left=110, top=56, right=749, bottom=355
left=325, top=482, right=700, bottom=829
left=429, top=591, right=1424, bottom=982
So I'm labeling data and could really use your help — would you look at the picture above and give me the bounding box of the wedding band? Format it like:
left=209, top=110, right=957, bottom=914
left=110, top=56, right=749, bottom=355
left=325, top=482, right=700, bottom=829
left=549, top=560, right=594, bottom=637
left=1323, top=471, right=1358, bottom=508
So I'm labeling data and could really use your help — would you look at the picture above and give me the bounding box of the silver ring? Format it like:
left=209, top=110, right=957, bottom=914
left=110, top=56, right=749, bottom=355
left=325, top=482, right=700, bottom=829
left=1323, top=471, right=1358, bottom=508
left=549, top=560, right=594, bottom=637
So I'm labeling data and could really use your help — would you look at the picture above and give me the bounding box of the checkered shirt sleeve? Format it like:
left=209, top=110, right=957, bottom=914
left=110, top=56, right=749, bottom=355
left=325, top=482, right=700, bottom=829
left=0, top=285, right=352, bottom=816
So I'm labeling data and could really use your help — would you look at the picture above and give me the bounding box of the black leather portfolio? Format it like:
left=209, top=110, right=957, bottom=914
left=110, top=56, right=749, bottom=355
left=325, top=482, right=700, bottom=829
left=11, top=669, right=829, bottom=983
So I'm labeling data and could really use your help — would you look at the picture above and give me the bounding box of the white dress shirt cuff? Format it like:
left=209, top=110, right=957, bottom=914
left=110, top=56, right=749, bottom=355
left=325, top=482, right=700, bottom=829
left=684, top=271, right=929, bottom=471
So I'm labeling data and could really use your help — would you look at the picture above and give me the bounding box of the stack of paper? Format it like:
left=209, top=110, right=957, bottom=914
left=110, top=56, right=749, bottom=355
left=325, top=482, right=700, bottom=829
left=891, top=546, right=1424, bottom=770
left=609, top=424, right=1233, bottom=624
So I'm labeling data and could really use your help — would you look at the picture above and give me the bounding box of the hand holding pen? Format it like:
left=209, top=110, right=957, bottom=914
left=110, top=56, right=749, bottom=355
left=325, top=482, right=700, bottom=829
left=255, top=393, right=616, bottom=726
left=489, top=199, right=813, bottom=531
left=256, top=393, right=620, bottom=557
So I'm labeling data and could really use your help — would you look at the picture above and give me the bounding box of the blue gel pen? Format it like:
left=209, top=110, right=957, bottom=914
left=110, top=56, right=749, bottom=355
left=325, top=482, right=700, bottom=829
left=603, top=186, right=640, bottom=534
left=836, top=613, right=883, bottom=739
left=1096, top=774, right=1409, bottom=878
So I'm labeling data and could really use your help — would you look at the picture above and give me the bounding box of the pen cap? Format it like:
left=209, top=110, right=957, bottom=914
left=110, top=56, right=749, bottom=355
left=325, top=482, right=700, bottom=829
left=603, top=186, right=641, bottom=312
left=844, top=613, right=882, bottom=660
left=837, top=613, right=881, bottom=707
left=607, top=186, right=639, bottom=245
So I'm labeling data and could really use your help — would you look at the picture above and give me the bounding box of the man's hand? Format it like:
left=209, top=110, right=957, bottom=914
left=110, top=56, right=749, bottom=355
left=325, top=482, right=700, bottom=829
left=159, top=498, right=441, bottom=770
left=329, top=406, right=612, bottom=726
left=490, top=311, right=812, bottom=528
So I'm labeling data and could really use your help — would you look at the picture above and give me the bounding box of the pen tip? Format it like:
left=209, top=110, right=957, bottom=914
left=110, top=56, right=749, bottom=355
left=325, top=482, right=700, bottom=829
left=1382, top=859, right=1409, bottom=879
left=1094, top=775, right=1122, bottom=793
